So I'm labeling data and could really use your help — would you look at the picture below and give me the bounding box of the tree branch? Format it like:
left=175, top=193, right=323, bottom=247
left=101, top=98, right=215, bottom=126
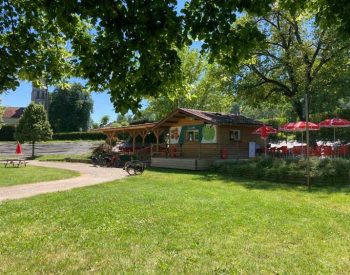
left=253, top=50, right=281, bottom=61
left=310, top=29, right=326, bottom=69
left=249, top=65, right=293, bottom=95
left=312, top=44, right=350, bottom=78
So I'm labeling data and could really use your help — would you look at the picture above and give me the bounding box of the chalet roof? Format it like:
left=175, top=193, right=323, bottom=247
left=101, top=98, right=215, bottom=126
left=97, top=122, right=157, bottom=134
left=155, top=108, right=263, bottom=128
left=3, top=107, right=25, bottom=119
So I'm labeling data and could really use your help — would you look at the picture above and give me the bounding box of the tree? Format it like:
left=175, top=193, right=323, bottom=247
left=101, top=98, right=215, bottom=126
left=1, top=0, right=350, bottom=114
left=49, top=83, right=93, bottom=132
left=145, top=47, right=235, bottom=120
left=15, top=103, right=52, bottom=157
left=0, top=100, right=4, bottom=129
left=100, top=115, right=110, bottom=127
left=233, top=8, right=350, bottom=120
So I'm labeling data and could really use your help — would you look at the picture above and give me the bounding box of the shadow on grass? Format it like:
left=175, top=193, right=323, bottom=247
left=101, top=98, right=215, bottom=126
left=148, top=167, right=350, bottom=195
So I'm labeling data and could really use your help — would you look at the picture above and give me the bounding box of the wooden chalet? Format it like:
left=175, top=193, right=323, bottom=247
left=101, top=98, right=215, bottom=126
left=98, top=108, right=264, bottom=170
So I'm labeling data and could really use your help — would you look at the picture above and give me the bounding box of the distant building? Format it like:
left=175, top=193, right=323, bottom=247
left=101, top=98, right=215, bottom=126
left=2, top=107, right=25, bottom=126
left=2, top=82, right=49, bottom=126
left=31, top=82, right=49, bottom=111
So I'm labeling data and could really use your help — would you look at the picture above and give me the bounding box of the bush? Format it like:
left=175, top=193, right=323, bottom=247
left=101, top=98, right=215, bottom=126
left=52, top=131, right=106, bottom=140
left=0, top=125, right=16, bottom=141
left=213, top=157, right=350, bottom=186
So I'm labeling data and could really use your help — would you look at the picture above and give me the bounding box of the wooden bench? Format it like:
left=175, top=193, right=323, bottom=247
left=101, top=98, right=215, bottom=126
left=3, top=158, right=27, bottom=168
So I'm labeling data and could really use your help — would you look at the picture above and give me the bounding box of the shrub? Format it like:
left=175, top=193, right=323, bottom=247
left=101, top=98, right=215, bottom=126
left=213, top=157, right=350, bottom=186
left=0, top=125, right=16, bottom=141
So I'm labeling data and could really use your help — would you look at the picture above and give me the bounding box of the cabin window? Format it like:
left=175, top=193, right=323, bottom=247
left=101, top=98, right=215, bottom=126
left=186, top=130, right=199, bottom=142
left=229, top=130, right=240, bottom=141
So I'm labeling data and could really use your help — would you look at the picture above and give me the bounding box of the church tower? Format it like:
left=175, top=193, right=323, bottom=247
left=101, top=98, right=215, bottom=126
left=31, top=82, right=49, bottom=112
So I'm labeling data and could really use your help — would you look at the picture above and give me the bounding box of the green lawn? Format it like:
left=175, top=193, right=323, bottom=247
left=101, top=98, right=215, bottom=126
left=35, top=154, right=91, bottom=161
left=0, top=166, right=80, bottom=187
left=0, top=170, right=350, bottom=273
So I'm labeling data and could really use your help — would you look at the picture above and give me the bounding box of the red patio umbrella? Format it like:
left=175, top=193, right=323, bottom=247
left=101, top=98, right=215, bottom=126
left=279, top=122, right=296, bottom=132
left=279, top=122, right=296, bottom=144
left=16, top=142, right=22, bottom=155
left=290, top=121, right=320, bottom=154
left=253, top=125, right=278, bottom=156
left=319, top=118, right=350, bottom=142
left=293, top=121, right=320, bottom=131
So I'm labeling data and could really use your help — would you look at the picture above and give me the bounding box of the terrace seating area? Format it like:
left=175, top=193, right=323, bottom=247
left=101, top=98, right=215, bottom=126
left=267, top=141, right=350, bottom=158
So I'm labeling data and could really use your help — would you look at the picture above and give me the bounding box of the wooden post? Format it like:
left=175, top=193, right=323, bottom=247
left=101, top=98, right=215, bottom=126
left=106, top=132, right=115, bottom=146
left=141, top=130, right=147, bottom=146
left=153, top=129, right=160, bottom=153
left=199, top=141, right=201, bottom=158
left=132, top=131, right=136, bottom=154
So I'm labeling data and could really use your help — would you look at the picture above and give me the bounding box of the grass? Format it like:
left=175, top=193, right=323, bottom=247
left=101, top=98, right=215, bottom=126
left=0, top=169, right=350, bottom=273
left=0, top=166, right=80, bottom=187
left=35, top=154, right=91, bottom=161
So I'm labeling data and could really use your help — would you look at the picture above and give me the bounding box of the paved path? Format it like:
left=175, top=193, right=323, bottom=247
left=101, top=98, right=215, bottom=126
left=0, top=160, right=128, bottom=202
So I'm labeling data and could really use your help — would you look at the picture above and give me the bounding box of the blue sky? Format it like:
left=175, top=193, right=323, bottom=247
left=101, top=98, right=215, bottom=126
left=0, top=0, right=189, bottom=123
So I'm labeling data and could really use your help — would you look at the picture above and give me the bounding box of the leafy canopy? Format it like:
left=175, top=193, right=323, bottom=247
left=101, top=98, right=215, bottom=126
left=234, top=7, right=350, bottom=120
left=0, top=100, right=4, bottom=129
left=1, top=0, right=350, bottom=113
left=143, top=47, right=235, bottom=120
left=49, top=83, right=93, bottom=132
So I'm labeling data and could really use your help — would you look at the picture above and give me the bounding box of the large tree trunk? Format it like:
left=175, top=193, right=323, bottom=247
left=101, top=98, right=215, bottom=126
left=292, top=99, right=304, bottom=120
left=32, top=141, right=35, bottom=158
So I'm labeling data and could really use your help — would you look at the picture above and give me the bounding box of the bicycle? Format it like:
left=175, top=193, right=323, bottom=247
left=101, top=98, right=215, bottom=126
left=91, top=154, right=119, bottom=167
left=123, top=160, right=145, bottom=175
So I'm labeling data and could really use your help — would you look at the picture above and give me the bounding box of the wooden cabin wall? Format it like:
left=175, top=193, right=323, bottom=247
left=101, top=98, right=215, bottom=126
left=167, top=120, right=263, bottom=159
left=217, top=125, right=262, bottom=159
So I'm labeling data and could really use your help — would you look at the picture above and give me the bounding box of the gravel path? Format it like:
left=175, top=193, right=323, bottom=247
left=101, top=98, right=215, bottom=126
left=0, top=160, right=128, bottom=202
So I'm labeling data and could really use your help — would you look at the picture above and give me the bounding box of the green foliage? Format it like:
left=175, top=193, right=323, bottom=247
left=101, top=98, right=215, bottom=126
left=0, top=100, right=4, bottom=129
left=145, top=47, right=235, bottom=120
left=15, top=103, right=52, bottom=157
left=234, top=7, right=350, bottom=120
left=52, top=132, right=106, bottom=141
left=100, top=115, right=110, bottom=127
left=1, top=1, right=350, bottom=114
left=214, top=157, right=350, bottom=185
left=49, top=83, right=93, bottom=132
left=0, top=2, right=77, bottom=92
left=0, top=125, right=15, bottom=141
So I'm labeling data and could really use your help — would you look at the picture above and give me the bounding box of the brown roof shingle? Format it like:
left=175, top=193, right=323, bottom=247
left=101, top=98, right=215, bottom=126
left=178, top=108, right=263, bottom=125
left=154, top=108, right=263, bottom=128
left=3, top=107, right=25, bottom=119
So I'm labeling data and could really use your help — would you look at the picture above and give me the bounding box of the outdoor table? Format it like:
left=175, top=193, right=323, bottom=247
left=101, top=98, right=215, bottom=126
left=3, top=158, right=27, bottom=168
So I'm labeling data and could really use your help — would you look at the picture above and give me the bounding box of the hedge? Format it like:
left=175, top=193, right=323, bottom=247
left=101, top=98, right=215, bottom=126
left=52, top=131, right=106, bottom=140
left=213, top=157, right=350, bottom=186
left=0, top=125, right=16, bottom=141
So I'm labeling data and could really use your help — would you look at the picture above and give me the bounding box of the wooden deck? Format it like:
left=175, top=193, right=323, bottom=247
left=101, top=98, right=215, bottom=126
left=151, top=157, right=214, bottom=170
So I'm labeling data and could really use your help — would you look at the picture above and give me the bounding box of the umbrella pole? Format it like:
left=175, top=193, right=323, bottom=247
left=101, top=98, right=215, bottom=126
left=264, top=139, right=267, bottom=157
left=301, top=132, right=304, bottom=155
left=334, top=127, right=336, bottom=143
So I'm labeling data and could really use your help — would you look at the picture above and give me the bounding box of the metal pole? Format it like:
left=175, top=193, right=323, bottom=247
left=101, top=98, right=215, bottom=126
left=305, top=93, right=311, bottom=190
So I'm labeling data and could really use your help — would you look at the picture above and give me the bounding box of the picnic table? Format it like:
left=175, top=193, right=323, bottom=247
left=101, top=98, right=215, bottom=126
left=3, top=158, right=27, bottom=168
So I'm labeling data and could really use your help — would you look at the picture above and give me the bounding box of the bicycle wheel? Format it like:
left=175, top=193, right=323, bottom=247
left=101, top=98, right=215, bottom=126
left=133, top=162, right=144, bottom=175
